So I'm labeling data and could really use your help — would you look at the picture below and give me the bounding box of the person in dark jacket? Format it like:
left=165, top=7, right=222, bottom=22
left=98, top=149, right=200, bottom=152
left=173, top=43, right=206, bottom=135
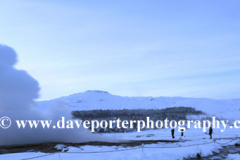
left=171, top=128, right=175, bottom=139
left=181, top=129, right=184, bottom=137
left=209, top=127, right=213, bottom=139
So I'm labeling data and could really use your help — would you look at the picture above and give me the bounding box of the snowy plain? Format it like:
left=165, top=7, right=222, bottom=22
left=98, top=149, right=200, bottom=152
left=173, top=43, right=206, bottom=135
left=1, top=126, right=240, bottom=160
left=1, top=90, right=240, bottom=160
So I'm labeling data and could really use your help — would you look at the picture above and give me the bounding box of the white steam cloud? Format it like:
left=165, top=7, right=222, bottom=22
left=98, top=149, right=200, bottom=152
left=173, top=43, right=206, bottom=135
left=0, top=44, right=105, bottom=145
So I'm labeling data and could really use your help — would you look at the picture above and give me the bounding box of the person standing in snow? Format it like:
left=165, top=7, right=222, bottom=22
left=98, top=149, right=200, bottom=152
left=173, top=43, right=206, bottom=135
left=181, top=129, right=184, bottom=137
left=171, top=128, right=175, bottom=139
left=209, top=127, right=213, bottom=139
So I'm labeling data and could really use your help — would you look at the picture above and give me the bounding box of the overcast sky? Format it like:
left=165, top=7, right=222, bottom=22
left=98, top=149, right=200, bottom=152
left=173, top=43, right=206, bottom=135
left=0, top=0, right=239, bottom=100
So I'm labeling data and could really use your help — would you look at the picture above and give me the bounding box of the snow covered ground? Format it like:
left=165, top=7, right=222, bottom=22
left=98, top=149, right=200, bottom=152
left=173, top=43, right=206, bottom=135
left=1, top=125, right=240, bottom=160
left=1, top=90, right=239, bottom=159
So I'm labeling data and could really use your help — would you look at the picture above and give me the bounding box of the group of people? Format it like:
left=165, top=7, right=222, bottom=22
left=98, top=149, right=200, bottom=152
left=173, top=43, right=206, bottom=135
left=171, top=127, right=213, bottom=139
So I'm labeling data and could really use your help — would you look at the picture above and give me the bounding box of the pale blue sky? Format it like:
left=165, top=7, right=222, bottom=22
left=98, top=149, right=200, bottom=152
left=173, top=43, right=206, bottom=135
left=0, top=0, right=239, bottom=100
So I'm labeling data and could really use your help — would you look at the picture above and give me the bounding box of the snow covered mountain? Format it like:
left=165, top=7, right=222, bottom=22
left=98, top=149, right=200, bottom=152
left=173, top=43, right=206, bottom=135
left=37, top=90, right=240, bottom=120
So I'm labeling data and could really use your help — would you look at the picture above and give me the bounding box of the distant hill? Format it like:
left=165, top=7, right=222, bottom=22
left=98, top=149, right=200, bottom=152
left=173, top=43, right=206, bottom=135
left=37, top=90, right=240, bottom=120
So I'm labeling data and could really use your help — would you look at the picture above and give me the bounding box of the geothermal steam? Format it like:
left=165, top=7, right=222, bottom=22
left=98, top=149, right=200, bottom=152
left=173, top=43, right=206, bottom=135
left=0, top=44, right=103, bottom=145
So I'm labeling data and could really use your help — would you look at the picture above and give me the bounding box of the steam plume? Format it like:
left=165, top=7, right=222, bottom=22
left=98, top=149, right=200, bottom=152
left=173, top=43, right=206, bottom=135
left=0, top=44, right=104, bottom=145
